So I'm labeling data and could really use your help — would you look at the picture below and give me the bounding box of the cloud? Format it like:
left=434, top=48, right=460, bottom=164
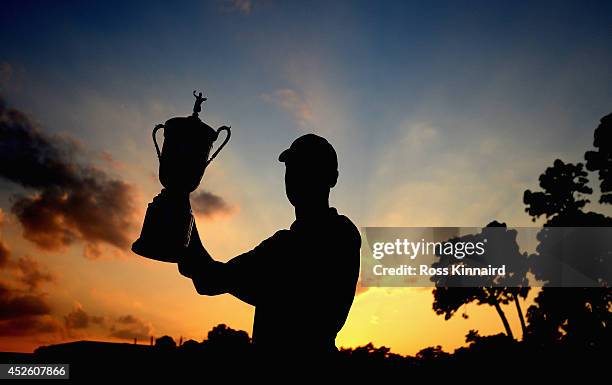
left=99, top=151, right=127, bottom=171
left=0, top=216, right=148, bottom=343
left=64, top=306, right=89, bottom=329
left=222, top=0, right=253, bottom=14
left=0, top=98, right=137, bottom=257
left=0, top=280, right=61, bottom=337
left=262, top=89, right=315, bottom=129
left=0, top=208, right=10, bottom=268
left=11, top=180, right=135, bottom=254
left=0, top=239, right=57, bottom=336
left=109, top=314, right=153, bottom=341
left=0, top=62, right=13, bottom=90
left=0, top=217, right=60, bottom=336
left=404, top=122, right=439, bottom=151
left=0, top=218, right=54, bottom=290
left=14, top=256, right=54, bottom=290
left=0, top=315, right=62, bottom=336
left=191, top=190, right=236, bottom=218
left=63, top=307, right=151, bottom=341
left=0, top=282, right=51, bottom=321
left=64, top=304, right=104, bottom=330
left=0, top=241, right=8, bottom=268
left=0, top=217, right=8, bottom=266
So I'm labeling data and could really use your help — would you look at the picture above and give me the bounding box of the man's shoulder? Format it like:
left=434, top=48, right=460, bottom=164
left=258, top=209, right=361, bottom=248
left=331, top=211, right=361, bottom=248
left=258, top=229, right=292, bottom=247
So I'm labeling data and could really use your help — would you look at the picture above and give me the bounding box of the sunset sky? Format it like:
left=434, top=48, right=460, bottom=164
left=1, top=0, right=611, bottom=354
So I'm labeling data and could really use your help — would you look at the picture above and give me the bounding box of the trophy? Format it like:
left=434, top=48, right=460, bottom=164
left=132, top=91, right=231, bottom=262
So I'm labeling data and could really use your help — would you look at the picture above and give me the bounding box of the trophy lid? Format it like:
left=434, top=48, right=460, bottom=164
left=162, top=90, right=218, bottom=141
left=163, top=115, right=217, bottom=141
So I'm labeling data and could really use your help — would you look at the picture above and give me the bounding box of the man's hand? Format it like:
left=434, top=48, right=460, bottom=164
left=177, top=247, right=197, bottom=279
left=178, top=222, right=210, bottom=279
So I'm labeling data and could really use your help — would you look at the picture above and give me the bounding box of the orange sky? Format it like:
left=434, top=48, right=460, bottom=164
left=0, top=181, right=541, bottom=355
left=0, top=77, right=609, bottom=355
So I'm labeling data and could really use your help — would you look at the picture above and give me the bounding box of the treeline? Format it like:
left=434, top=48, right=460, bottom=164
left=431, top=113, right=611, bottom=350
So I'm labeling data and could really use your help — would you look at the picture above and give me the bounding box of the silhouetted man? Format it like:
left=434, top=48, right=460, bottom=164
left=178, top=134, right=361, bottom=359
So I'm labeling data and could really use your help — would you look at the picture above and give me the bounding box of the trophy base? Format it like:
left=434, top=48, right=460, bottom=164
left=131, top=237, right=186, bottom=263
left=132, top=190, right=194, bottom=263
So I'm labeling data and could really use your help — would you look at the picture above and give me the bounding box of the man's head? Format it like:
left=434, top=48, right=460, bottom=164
left=279, top=134, right=338, bottom=208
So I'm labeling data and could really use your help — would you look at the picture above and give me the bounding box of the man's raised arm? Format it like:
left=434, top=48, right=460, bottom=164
left=177, top=223, right=259, bottom=305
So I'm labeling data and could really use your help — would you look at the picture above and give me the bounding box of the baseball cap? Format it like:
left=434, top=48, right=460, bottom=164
left=278, top=134, right=338, bottom=172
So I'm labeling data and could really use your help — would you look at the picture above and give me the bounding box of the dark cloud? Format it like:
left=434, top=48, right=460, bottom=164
left=64, top=306, right=89, bottom=330
left=109, top=314, right=153, bottom=341
left=0, top=229, right=146, bottom=341
left=0, top=210, right=55, bottom=290
left=0, top=98, right=137, bottom=256
left=116, top=314, right=139, bottom=324
left=0, top=209, right=8, bottom=268
left=191, top=190, right=235, bottom=218
left=64, top=308, right=150, bottom=341
left=0, top=100, right=79, bottom=189
left=0, top=238, right=8, bottom=268
left=0, top=226, right=141, bottom=341
left=0, top=213, right=61, bottom=338
left=11, top=179, right=135, bottom=254
left=64, top=305, right=104, bottom=331
left=15, top=256, right=54, bottom=290
left=0, top=282, right=51, bottom=320
left=0, top=281, right=60, bottom=336
left=0, top=315, right=62, bottom=336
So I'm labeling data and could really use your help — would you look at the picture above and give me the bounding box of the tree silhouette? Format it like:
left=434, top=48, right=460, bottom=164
left=523, top=159, right=592, bottom=221
left=415, top=345, right=450, bottom=361
left=205, top=323, right=250, bottom=345
left=25, top=320, right=606, bottom=377
left=339, top=343, right=409, bottom=370
left=431, top=222, right=530, bottom=339
left=155, top=335, right=177, bottom=350
left=585, top=113, right=612, bottom=204
left=524, top=114, right=612, bottom=349
left=526, top=285, right=611, bottom=348
left=203, top=323, right=251, bottom=356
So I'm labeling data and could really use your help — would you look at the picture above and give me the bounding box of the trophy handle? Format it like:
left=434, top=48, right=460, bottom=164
left=152, top=124, right=164, bottom=159
left=207, top=126, right=231, bottom=165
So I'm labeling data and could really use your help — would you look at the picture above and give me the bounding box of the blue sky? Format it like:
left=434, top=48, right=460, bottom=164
left=2, top=0, right=611, bottom=238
